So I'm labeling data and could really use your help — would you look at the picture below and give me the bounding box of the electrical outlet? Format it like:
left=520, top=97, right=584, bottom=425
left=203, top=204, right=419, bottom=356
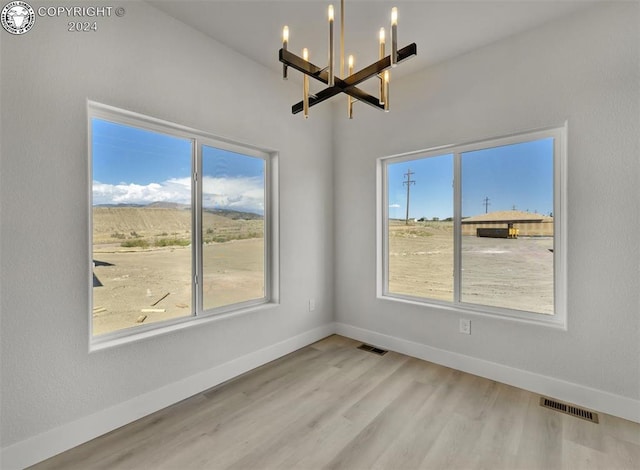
left=459, top=319, right=471, bottom=335
left=309, top=298, right=316, bottom=312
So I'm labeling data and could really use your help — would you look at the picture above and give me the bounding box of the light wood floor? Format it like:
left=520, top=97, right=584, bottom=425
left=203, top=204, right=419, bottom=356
left=31, top=335, right=640, bottom=469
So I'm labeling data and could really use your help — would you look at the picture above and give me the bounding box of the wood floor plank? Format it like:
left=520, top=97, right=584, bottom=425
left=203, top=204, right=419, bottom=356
left=464, top=384, right=530, bottom=469
left=223, top=351, right=405, bottom=469
left=512, top=394, right=565, bottom=469
left=30, top=335, right=640, bottom=470
left=369, top=367, right=462, bottom=470
left=156, top=353, right=358, bottom=468
left=341, top=357, right=429, bottom=423
left=323, top=380, right=434, bottom=470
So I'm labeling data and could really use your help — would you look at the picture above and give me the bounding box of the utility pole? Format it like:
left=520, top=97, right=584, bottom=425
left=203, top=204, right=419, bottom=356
left=483, top=196, right=491, bottom=214
left=403, top=169, right=416, bottom=225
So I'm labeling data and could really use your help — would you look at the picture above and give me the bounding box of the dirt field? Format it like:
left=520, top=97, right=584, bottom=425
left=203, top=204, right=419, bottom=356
left=388, top=220, right=554, bottom=314
left=388, top=222, right=455, bottom=302
left=92, top=207, right=264, bottom=336
left=93, top=240, right=265, bottom=336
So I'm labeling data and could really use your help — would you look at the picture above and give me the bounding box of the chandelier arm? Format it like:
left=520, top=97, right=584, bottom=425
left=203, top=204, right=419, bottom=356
left=280, top=43, right=417, bottom=115
left=280, top=43, right=416, bottom=87
left=291, top=87, right=341, bottom=113
left=279, top=49, right=329, bottom=84
left=345, top=88, right=385, bottom=110
left=340, top=43, right=416, bottom=88
left=291, top=86, right=383, bottom=114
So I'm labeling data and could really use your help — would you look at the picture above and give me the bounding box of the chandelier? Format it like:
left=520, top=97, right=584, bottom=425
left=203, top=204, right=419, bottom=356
left=279, top=0, right=417, bottom=118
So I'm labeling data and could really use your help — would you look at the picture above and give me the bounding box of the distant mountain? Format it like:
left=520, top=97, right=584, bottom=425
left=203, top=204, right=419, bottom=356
left=147, top=201, right=190, bottom=210
left=92, top=204, right=264, bottom=245
left=94, top=202, right=190, bottom=210
left=94, top=203, right=262, bottom=220
left=95, top=203, right=147, bottom=208
left=204, top=208, right=263, bottom=220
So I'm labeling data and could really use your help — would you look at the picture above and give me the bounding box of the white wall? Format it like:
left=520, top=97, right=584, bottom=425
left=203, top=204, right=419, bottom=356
left=0, top=0, right=334, bottom=464
left=334, top=1, right=639, bottom=410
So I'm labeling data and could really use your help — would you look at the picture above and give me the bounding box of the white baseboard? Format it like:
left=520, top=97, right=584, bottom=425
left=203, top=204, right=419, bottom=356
left=335, top=322, right=640, bottom=424
left=0, top=323, right=336, bottom=470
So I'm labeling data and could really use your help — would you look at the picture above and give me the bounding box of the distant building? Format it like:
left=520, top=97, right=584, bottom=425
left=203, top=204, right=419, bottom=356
left=462, top=210, right=553, bottom=237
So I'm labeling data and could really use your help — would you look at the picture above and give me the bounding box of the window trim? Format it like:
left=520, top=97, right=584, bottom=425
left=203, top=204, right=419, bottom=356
left=88, top=101, right=279, bottom=351
left=377, top=125, right=567, bottom=329
left=197, top=137, right=274, bottom=316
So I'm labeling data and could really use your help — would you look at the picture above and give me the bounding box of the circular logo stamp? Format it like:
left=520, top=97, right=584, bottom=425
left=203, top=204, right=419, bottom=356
left=1, top=1, right=35, bottom=35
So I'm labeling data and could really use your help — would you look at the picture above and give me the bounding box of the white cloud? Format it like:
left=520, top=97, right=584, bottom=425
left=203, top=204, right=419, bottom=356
left=92, top=179, right=190, bottom=206
left=389, top=203, right=401, bottom=208
left=93, top=175, right=264, bottom=214
left=202, top=176, right=264, bottom=214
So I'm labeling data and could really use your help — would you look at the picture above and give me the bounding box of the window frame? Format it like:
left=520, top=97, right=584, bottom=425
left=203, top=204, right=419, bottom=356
left=196, top=137, right=273, bottom=316
left=377, top=125, right=567, bottom=328
left=88, top=101, right=279, bottom=350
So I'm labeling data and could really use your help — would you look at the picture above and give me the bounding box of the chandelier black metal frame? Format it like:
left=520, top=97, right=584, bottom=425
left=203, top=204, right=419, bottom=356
left=279, top=0, right=417, bottom=118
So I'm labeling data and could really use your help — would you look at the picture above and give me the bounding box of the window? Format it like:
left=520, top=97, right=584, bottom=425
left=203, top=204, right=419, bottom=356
left=200, top=144, right=266, bottom=311
left=386, top=154, right=454, bottom=302
left=90, top=102, right=275, bottom=341
left=379, top=126, right=566, bottom=325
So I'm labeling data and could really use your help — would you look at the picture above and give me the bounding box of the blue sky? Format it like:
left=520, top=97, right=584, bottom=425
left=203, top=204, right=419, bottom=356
left=388, top=138, right=554, bottom=220
left=202, top=145, right=265, bottom=214
left=388, top=154, right=454, bottom=220
left=92, top=119, right=191, bottom=185
left=92, top=118, right=265, bottom=214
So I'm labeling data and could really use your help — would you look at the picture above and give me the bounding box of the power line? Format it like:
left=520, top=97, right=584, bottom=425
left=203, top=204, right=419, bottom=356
left=403, top=169, right=416, bottom=225
left=483, top=196, right=491, bottom=214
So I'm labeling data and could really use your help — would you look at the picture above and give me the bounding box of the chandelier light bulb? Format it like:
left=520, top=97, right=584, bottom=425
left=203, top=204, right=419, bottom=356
left=348, top=54, right=354, bottom=118
left=379, top=28, right=386, bottom=103
left=391, top=7, right=398, bottom=66
left=384, top=70, right=390, bottom=111
left=328, top=5, right=335, bottom=86
left=282, top=26, right=289, bottom=80
left=303, top=48, right=310, bottom=118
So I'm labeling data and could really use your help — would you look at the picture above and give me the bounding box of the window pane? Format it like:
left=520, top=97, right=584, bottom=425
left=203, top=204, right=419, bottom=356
left=387, top=155, right=454, bottom=301
left=202, top=146, right=265, bottom=310
left=92, top=118, right=193, bottom=336
left=460, top=138, right=554, bottom=314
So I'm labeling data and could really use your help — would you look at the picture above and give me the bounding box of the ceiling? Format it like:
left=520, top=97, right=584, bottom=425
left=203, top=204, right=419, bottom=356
left=149, top=0, right=596, bottom=80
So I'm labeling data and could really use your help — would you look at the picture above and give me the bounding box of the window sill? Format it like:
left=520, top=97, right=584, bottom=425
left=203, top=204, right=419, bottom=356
left=89, top=301, right=279, bottom=352
left=379, top=293, right=567, bottom=330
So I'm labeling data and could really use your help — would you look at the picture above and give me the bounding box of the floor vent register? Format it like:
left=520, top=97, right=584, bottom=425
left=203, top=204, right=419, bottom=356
left=540, top=397, right=599, bottom=423
left=357, top=343, right=388, bottom=356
